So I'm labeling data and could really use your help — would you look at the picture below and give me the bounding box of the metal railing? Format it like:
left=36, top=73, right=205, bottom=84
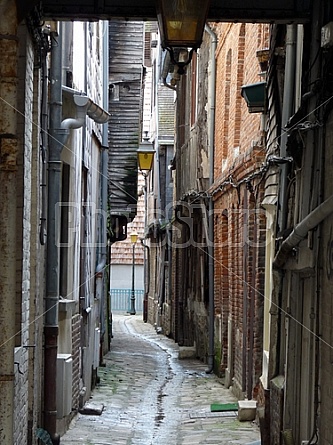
left=110, top=288, right=144, bottom=313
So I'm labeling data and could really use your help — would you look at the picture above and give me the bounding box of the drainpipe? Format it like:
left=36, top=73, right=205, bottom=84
left=205, top=24, right=217, bottom=374
left=162, top=51, right=177, bottom=91
left=278, top=25, right=297, bottom=234
left=45, top=27, right=109, bottom=443
left=271, top=24, right=297, bottom=382
left=274, top=194, right=333, bottom=269
left=96, top=20, right=109, bottom=354
left=44, top=26, right=63, bottom=445
left=0, top=2, right=18, bottom=443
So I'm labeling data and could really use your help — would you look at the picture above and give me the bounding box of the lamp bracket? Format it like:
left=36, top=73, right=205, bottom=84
left=140, top=169, right=149, bottom=179
left=166, top=47, right=195, bottom=75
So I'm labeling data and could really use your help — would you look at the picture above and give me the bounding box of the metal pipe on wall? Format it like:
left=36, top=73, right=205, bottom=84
left=277, top=25, right=297, bottom=235
left=96, top=20, right=110, bottom=351
left=271, top=24, right=297, bottom=382
left=44, top=26, right=63, bottom=445
left=274, top=194, right=333, bottom=269
left=205, top=24, right=217, bottom=374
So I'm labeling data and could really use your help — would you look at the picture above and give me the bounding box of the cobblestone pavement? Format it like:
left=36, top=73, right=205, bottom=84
left=61, top=314, right=261, bottom=445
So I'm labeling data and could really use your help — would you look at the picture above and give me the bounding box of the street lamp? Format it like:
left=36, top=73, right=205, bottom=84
left=129, top=231, right=138, bottom=315
left=137, top=140, right=155, bottom=321
left=137, top=140, right=155, bottom=175
left=156, top=0, right=211, bottom=74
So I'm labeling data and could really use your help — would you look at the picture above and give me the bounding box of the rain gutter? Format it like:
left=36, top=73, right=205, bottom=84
left=278, top=24, right=297, bottom=234
left=96, top=21, right=109, bottom=347
left=270, top=24, right=297, bottom=383
left=44, top=27, right=63, bottom=444
left=62, top=85, right=110, bottom=125
left=205, top=24, right=217, bottom=374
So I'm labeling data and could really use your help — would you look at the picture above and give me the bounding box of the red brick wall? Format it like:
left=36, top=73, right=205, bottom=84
left=213, top=162, right=266, bottom=397
left=213, top=23, right=269, bottom=180
left=212, top=22, right=269, bottom=397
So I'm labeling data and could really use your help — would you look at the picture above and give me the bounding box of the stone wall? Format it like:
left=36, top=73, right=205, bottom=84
left=14, top=24, right=35, bottom=445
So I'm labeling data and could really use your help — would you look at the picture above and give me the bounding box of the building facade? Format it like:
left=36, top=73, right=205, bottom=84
left=5, top=1, right=333, bottom=444
left=262, top=3, right=333, bottom=443
left=0, top=4, right=110, bottom=443
left=211, top=22, right=269, bottom=399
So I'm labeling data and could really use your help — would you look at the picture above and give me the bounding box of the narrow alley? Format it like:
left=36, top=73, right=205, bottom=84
left=61, top=314, right=260, bottom=445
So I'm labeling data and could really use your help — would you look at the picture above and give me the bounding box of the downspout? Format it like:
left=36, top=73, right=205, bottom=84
left=0, top=2, right=18, bottom=443
left=44, top=27, right=63, bottom=445
left=96, top=20, right=109, bottom=354
left=205, top=24, right=217, bottom=374
left=273, top=24, right=297, bottom=380
left=153, top=41, right=161, bottom=327
left=162, top=51, right=177, bottom=91
left=242, top=187, right=249, bottom=390
left=278, top=25, right=297, bottom=234
left=273, top=194, right=333, bottom=269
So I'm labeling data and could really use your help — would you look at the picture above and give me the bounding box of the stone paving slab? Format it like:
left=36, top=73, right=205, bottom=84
left=61, top=314, right=261, bottom=445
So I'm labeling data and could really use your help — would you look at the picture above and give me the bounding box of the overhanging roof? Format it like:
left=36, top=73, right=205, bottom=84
left=19, top=0, right=311, bottom=23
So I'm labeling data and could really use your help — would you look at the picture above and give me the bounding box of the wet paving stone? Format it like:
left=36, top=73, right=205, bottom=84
left=61, top=314, right=261, bottom=445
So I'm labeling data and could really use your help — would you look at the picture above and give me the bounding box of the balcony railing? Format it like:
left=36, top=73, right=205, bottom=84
left=110, top=288, right=144, bottom=313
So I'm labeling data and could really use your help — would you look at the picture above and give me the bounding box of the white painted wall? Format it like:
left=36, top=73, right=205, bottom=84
left=110, top=264, right=144, bottom=289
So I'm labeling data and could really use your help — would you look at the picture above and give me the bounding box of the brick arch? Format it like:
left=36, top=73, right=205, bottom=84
left=222, top=49, right=232, bottom=162
left=259, top=23, right=270, bottom=49
left=257, top=23, right=262, bottom=48
left=213, top=206, right=230, bottom=372
left=233, top=24, right=246, bottom=149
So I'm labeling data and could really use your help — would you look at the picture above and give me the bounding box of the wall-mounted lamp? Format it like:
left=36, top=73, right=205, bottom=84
left=241, top=81, right=267, bottom=113
left=137, top=141, right=156, bottom=174
left=156, top=0, right=210, bottom=74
